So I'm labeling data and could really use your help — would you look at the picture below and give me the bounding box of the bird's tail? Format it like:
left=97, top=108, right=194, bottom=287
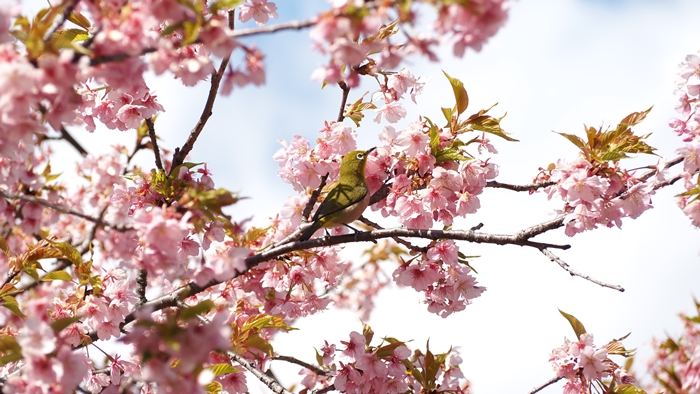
left=299, top=221, right=322, bottom=241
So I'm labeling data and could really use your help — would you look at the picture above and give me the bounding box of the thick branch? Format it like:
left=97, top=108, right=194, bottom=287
left=134, top=269, right=148, bottom=307
left=144, top=118, right=163, bottom=171
left=170, top=55, right=231, bottom=173
left=274, top=355, right=328, bottom=376
left=228, top=352, right=293, bottom=394
left=59, top=126, right=88, bottom=156
left=0, top=190, right=130, bottom=232
left=231, top=18, right=316, bottom=38
left=529, top=375, right=563, bottom=394
left=486, top=180, right=554, bottom=192
left=541, top=249, right=624, bottom=292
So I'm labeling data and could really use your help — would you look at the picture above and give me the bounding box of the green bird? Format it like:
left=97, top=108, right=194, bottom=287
left=299, top=147, right=376, bottom=241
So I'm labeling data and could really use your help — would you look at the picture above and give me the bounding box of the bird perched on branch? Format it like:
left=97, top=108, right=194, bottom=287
left=299, top=147, right=376, bottom=241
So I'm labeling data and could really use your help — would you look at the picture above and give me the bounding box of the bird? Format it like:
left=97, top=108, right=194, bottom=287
left=299, top=147, right=376, bottom=241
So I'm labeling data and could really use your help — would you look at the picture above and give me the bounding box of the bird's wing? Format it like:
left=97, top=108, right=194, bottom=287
left=312, top=183, right=368, bottom=221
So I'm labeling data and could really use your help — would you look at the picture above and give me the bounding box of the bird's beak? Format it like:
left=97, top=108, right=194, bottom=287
left=366, top=147, right=377, bottom=155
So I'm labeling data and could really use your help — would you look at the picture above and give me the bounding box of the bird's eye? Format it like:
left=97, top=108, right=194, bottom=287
left=356, top=153, right=364, bottom=160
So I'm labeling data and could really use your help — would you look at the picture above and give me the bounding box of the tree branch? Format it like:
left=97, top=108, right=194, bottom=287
left=313, top=384, right=336, bottom=394
left=273, top=355, right=329, bottom=376
left=541, top=249, right=624, bottom=292
left=228, top=352, right=293, bottom=394
left=134, top=269, right=148, bottom=307
left=486, top=180, right=554, bottom=192
left=0, top=190, right=130, bottom=232
left=170, top=53, right=232, bottom=173
left=231, top=18, right=317, bottom=38
left=336, top=81, right=351, bottom=122
left=303, top=174, right=329, bottom=221
left=59, top=126, right=88, bottom=156
left=529, top=375, right=563, bottom=394
left=43, top=0, right=81, bottom=41
left=144, top=118, right=163, bottom=171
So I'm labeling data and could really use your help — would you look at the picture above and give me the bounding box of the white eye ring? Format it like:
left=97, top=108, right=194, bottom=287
left=356, top=153, right=365, bottom=160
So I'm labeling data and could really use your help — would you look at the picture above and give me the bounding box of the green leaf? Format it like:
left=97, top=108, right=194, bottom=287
left=204, top=381, right=223, bottom=394
left=0, top=236, right=8, bottom=255
left=610, top=385, right=647, bottom=394
left=209, top=363, right=241, bottom=376
left=435, top=148, right=467, bottom=163
left=442, top=71, right=469, bottom=115
left=243, top=314, right=296, bottom=332
left=179, top=300, right=215, bottom=320
left=245, top=333, right=273, bottom=356
left=441, top=107, right=453, bottom=125
left=1, top=296, right=25, bottom=318
left=51, top=316, right=80, bottom=332
left=209, top=0, right=245, bottom=13
left=429, top=124, right=440, bottom=155
left=47, top=239, right=83, bottom=268
left=41, top=270, right=73, bottom=282
left=559, top=309, right=587, bottom=339
left=556, top=132, right=586, bottom=150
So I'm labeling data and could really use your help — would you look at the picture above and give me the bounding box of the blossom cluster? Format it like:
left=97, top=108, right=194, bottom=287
left=544, top=156, right=655, bottom=236
left=646, top=312, right=700, bottom=393
left=550, top=333, right=634, bottom=393
left=310, top=0, right=510, bottom=86
left=298, top=329, right=470, bottom=393
left=669, top=52, right=700, bottom=226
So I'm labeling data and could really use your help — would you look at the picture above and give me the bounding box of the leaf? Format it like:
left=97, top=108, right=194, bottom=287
left=179, top=300, right=215, bottom=320
left=67, top=11, right=91, bottom=30
left=51, top=316, right=80, bottom=332
left=362, top=322, right=374, bottom=346
left=245, top=333, right=273, bottom=356
left=209, top=0, right=245, bottom=13
left=559, top=309, right=587, bottom=339
left=243, top=314, right=296, bottom=332
left=204, top=381, right=223, bottom=394
left=610, top=385, right=647, bottom=394
left=442, top=71, right=469, bottom=115
left=619, top=106, right=653, bottom=127
left=429, top=124, right=440, bottom=155
left=41, top=270, right=73, bottom=282
left=209, top=363, right=241, bottom=376
left=47, top=239, right=83, bottom=267
left=556, top=132, right=586, bottom=151
left=0, top=236, right=9, bottom=255
left=1, top=296, right=25, bottom=318
left=441, top=107, right=453, bottom=125
left=468, top=115, right=518, bottom=141
left=434, top=148, right=467, bottom=163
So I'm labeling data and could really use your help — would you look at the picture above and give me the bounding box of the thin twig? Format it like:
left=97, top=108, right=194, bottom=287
left=486, top=180, right=554, bottom=192
left=357, top=216, right=427, bottom=253
left=336, top=81, right=351, bottom=122
left=89, top=48, right=157, bottom=66
left=313, top=384, right=336, bottom=394
left=541, top=249, right=624, bottom=292
left=231, top=18, right=317, bottom=38
left=228, top=352, right=293, bottom=394
left=0, top=190, right=130, bottom=232
left=144, top=118, right=163, bottom=171
left=274, top=355, right=329, bottom=376
left=43, top=0, right=81, bottom=41
left=170, top=54, right=232, bottom=173
left=59, top=126, right=88, bottom=156
left=529, top=375, right=564, bottom=394
left=303, top=174, right=329, bottom=221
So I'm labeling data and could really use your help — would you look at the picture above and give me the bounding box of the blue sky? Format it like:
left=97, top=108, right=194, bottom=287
left=8, top=0, right=700, bottom=392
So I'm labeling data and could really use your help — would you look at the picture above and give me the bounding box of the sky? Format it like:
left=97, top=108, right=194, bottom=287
left=7, top=0, right=700, bottom=393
